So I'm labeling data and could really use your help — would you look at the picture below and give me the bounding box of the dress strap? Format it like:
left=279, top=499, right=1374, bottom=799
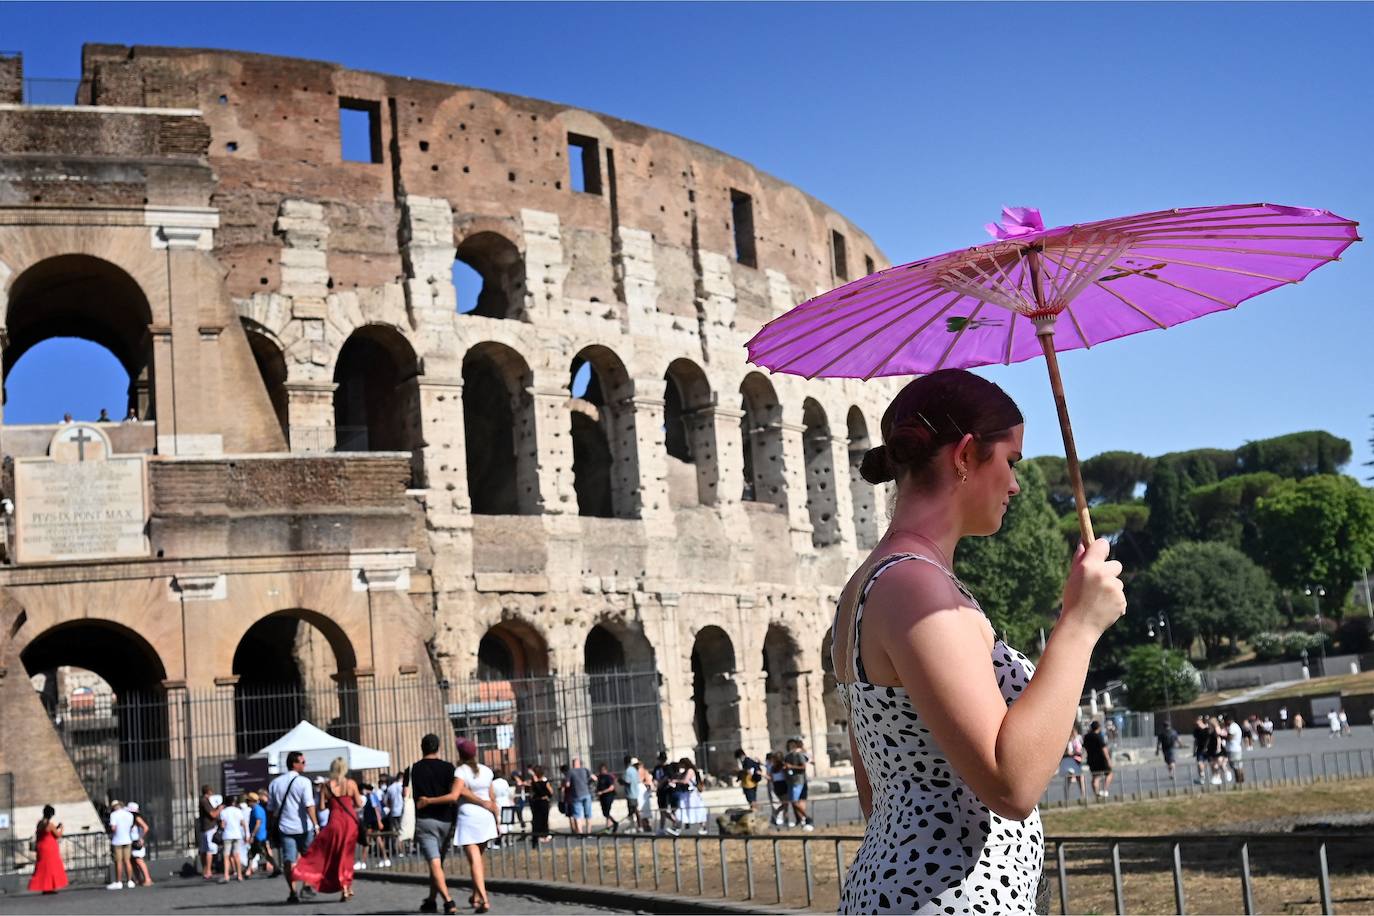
left=850, top=553, right=949, bottom=683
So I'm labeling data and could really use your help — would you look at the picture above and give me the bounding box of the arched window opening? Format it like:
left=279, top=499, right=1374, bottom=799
left=469, top=621, right=553, bottom=772
left=820, top=631, right=850, bottom=764
left=454, top=232, right=526, bottom=320
left=463, top=343, right=539, bottom=515
left=803, top=399, right=841, bottom=547
left=847, top=407, right=881, bottom=549
left=690, top=626, right=740, bottom=777
left=663, top=359, right=718, bottom=508
left=762, top=625, right=804, bottom=754
left=4, top=255, right=155, bottom=430
left=333, top=325, right=422, bottom=484
left=569, top=348, right=637, bottom=519
left=583, top=622, right=662, bottom=769
left=739, top=373, right=785, bottom=508
left=244, top=322, right=289, bottom=443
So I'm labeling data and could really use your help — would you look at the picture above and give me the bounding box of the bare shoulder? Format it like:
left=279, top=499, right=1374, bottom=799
left=862, top=557, right=994, bottom=655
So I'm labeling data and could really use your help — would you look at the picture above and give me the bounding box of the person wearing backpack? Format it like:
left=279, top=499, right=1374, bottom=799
left=734, top=748, right=764, bottom=811
left=1058, top=724, right=1088, bottom=802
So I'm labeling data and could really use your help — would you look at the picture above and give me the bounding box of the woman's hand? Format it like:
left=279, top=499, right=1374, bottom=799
left=416, top=796, right=430, bottom=809
left=1059, top=538, right=1126, bottom=639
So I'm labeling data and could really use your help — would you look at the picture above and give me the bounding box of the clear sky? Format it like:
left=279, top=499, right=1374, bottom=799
left=4, top=2, right=1371, bottom=476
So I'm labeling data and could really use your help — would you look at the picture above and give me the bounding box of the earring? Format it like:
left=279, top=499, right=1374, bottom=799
left=957, top=466, right=968, bottom=484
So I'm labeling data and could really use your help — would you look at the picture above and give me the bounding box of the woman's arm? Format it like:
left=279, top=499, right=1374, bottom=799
left=868, top=540, right=1123, bottom=821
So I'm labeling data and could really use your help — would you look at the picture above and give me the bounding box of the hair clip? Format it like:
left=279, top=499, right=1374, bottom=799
left=914, top=412, right=938, bottom=433
left=946, top=414, right=966, bottom=436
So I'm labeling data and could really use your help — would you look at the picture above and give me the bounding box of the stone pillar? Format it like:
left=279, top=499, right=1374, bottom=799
left=415, top=378, right=468, bottom=518
left=617, top=227, right=660, bottom=332
left=160, top=679, right=201, bottom=842
left=275, top=200, right=331, bottom=301
left=826, top=434, right=859, bottom=552
left=778, top=421, right=816, bottom=551
left=521, top=209, right=568, bottom=323
left=285, top=381, right=337, bottom=452
left=702, top=406, right=746, bottom=508
left=149, top=325, right=176, bottom=452
left=798, top=669, right=833, bottom=773
left=622, top=389, right=671, bottom=521
left=527, top=385, right=577, bottom=515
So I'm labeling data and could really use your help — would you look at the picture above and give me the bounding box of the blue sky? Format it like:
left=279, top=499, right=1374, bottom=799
left=4, top=2, right=1371, bottom=475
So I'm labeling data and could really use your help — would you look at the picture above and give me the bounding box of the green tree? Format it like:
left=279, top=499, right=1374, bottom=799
left=956, top=459, right=1064, bottom=650
left=1082, top=451, right=1154, bottom=505
left=1236, top=431, right=1351, bottom=479
left=1122, top=644, right=1200, bottom=712
left=1027, top=455, right=1073, bottom=516
left=1131, top=541, right=1280, bottom=659
left=1188, top=472, right=1283, bottom=551
left=1055, top=502, right=1150, bottom=567
left=1143, top=448, right=1239, bottom=557
left=1250, top=474, right=1374, bottom=610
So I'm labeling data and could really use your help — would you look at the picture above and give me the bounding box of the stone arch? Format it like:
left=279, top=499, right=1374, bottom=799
left=477, top=618, right=550, bottom=680
left=231, top=608, right=361, bottom=754
left=242, top=319, right=289, bottom=444
left=847, top=406, right=880, bottom=549
left=762, top=623, right=805, bottom=754
left=740, top=372, right=785, bottom=508
left=463, top=341, right=540, bottom=515
left=690, top=624, right=741, bottom=776
left=569, top=345, right=638, bottom=519
left=3, top=254, right=155, bottom=423
left=19, top=619, right=171, bottom=817
left=663, top=358, right=718, bottom=507
left=583, top=619, right=661, bottom=769
left=820, top=629, right=850, bottom=764
left=333, top=323, right=423, bottom=481
left=470, top=617, right=553, bottom=771
left=802, top=398, right=841, bottom=547
left=455, top=229, right=526, bottom=320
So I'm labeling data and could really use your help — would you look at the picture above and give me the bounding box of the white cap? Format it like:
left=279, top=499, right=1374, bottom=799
left=127, top=802, right=140, bottom=813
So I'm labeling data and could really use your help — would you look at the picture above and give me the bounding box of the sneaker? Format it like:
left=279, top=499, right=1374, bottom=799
left=287, top=892, right=300, bottom=904
left=802, top=822, right=815, bottom=832
left=356, top=861, right=367, bottom=870
left=382, top=858, right=392, bottom=867
left=1225, top=771, right=1234, bottom=783
left=665, top=826, right=679, bottom=837
left=773, top=813, right=784, bottom=826
left=128, top=879, right=137, bottom=888
left=106, top=882, right=123, bottom=890
left=1210, top=775, right=1222, bottom=785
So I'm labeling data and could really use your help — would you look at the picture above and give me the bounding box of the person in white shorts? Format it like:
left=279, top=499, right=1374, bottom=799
left=220, top=794, right=247, bottom=882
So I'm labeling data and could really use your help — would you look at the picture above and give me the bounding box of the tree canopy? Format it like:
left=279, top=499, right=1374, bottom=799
left=1236, top=431, right=1351, bottom=479
left=1130, top=541, right=1280, bottom=659
left=1188, top=471, right=1283, bottom=552
left=1082, top=451, right=1154, bottom=505
left=956, top=458, right=1065, bottom=651
left=1122, top=643, right=1201, bottom=712
left=1250, top=474, right=1374, bottom=610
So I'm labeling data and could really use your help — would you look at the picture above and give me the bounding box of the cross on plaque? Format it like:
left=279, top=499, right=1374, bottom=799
left=71, top=428, right=94, bottom=462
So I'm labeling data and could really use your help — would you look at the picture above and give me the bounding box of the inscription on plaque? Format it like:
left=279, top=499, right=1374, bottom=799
left=14, top=425, right=149, bottom=563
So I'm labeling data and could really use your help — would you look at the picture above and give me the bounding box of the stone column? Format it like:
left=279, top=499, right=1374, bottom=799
left=827, top=434, right=859, bottom=552
left=702, top=406, right=746, bottom=508
left=285, top=381, right=336, bottom=452
left=149, top=325, right=176, bottom=452
left=520, top=209, right=569, bottom=324
left=415, top=378, right=468, bottom=518
left=778, top=421, right=816, bottom=552
left=527, top=385, right=577, bottom=515
left=622, top=389, right=671, bottom=521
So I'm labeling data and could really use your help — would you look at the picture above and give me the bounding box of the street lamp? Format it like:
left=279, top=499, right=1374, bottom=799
left=1146, top=612, right=1173, bottom=728
left=1304, top=585, right=1328, bottom=674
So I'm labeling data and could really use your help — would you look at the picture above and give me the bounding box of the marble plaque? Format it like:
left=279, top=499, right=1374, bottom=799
left=13, top=425, right=149, bottom=563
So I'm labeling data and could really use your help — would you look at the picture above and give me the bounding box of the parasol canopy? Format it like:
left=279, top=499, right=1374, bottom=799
left=746, top=203, right=1360, bottom=542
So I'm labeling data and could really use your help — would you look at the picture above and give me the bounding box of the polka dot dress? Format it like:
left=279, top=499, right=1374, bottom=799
left=835, top=554, right=1044, bottom=915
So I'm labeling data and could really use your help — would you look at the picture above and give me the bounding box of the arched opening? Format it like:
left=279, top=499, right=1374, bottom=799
left=4, top=255, right=155, bottom=427
left=5, top=339, right=131, bottom=425
left=569, top=347, right=637, bottom=519
left=468, top=620, right=552, bottom=772
left=762, top=625, right=804, bottom=754
left=20, top=620, right=170, bottom=829
left=463, top=343, right=539, bottom=515
left=583, top=621, right=661, bottom=768
left=847, top=407, right=880, bottom=549
left=243, top=321, right=290, bottom=443
left=333, top=325, right=422, bottom=481
left=820, top=630, right=850, bottom=764
left=231, top=610, right=359, bottom=755
left=477, top=620, right=549, bottom=681
left=663, top=359, right=718, bottom=507
left=454, top=231, right=526, bottom=320
left=690, top=625, right=741, bottom=776
left=803, top=399, right=841, bottom=547
left=740, top=373, right=785, bottom=508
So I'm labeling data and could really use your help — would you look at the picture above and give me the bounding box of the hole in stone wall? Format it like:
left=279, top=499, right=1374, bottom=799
left=338, top=97, right=383, bottom=163
left=731, top=189, right=757, bottom=268
left=567, top=133, right=602, bottom=195
left=831, top=230, right=849, bottom=282
left=225, top=141, right=238, bottom=153
left=865, top=254, right=876, bottom=276
left=419, top=140, right=429, bottom=152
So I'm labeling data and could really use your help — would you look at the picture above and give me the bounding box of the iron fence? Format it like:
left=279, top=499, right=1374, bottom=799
left=0, top=831, right=110, bottom=888
left=38, top=671, right=662, bottom=856
left=387, top=828, right=1372, bottom=915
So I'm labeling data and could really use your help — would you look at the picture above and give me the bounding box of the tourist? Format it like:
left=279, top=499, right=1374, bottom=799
left=528, top=765, right=553, bottom=846
left=266, top=750, right=319, bottom=904
left=1060, top=723, right=1088, bottom=801
left=358, top=781, right=386, bottom=869
left=677, top=757, right=709, bottom=835
left=1328, top=708, right=1341, bottom=739
left=246, top=792, right=278, bottom=878
left=510, top=769, right=528, bottom=828
left=1192, top=716, right=1210, bottom=784
left=418, top=738, right=497, bottom=914
left=1205, top=716, right=1227, bottom=785
left=636, top=759, right=655, bottom=832
left=1260, top=715, right=1275, bottom=748
left=219, top=794, right=248, bottom=882
left=1223, top=715, right=1244, bottom=783
left=196, top=784, right=222, bottom=879
left=566, top=757, right=594, bottom=835
left=127, top=803, right=153, bottom=886
left=652, top=752, right=678, bottom=835
left=27, top=805, right=67, bottom=894
left=1156, top=721, right=1179, bottom=781
left=122, top=406, right=138, bottom=423
left=490, top=769, right=513, bottom=846
left=734, top=748, right=764, bottom=811
left=1294, top=711, right=1305, bottom=737
left=1085, top=721, right=1115, bottom=798
left=617, top=756, right=641, bottom=832
left=292, top=757, right=363, bottom=903
left=384, top=772, right=405, bottom=860
left=784, top=739, right=815, bottom=830
left=410, top=734, right=459, bottom=913
left=828, top=370, right=1128, bottom=913
left=98, top=408, right=110, bottom=422
left=595, top=763, right=617, bottom=832
left=767, top=751, right=791, bottom=828
left=314, top=777, right=330, bottom=828
left=106, top=800, right=135, bottom=890
left=1279, top=706, right=1288, bottom=730
left=1339, top=708, right=1351, bottom=737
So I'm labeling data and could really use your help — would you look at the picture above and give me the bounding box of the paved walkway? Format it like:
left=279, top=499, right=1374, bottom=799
left=0, top=873, right=627, bottom=915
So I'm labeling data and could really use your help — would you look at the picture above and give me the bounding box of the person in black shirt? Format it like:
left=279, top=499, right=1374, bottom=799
left=1083, top=720, right=1114, bottom=798
left=1192, top=715, right=1209, bottom=784
left=527, top=766, right=553, bottom=845
left=595, top=764, right=617, bottom=832
left=1156, top=723, right=1179, bottom=780
left=410, top=734, right=458, bottom=914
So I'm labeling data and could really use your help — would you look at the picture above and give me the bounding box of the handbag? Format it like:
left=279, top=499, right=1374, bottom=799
left=267, top=775, right=300, bottom=845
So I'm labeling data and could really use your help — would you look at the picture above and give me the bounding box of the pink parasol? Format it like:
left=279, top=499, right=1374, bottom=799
left=746, top=203, right=1360, bottom=544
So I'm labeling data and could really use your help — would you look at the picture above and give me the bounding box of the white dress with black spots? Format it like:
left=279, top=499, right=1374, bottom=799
left=835, top=553, right=1045, bottom=915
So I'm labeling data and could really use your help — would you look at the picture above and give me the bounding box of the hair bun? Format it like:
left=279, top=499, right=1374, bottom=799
left=859, top=445, right=894, bottom=485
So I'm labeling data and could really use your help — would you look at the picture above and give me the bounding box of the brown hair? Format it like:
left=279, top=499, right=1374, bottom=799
left=860, top=369, right=1022, bottom=487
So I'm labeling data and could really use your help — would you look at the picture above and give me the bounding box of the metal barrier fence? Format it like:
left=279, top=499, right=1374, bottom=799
left=0, top=831, right=111, bottom=888
left=395, top=829, right=1371, bottom=915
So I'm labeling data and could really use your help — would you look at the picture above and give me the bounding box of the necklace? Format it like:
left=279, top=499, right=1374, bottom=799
left=885, top=529, right=975, bottom=599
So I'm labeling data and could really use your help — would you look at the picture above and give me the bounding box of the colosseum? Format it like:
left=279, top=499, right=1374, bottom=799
left=0, top=45, right=904, bottom=841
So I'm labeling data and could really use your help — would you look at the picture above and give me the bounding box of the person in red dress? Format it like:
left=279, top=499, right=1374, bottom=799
left=28, top=805, right=68, bottom=894
left=291, top=757, right=364, bottom=902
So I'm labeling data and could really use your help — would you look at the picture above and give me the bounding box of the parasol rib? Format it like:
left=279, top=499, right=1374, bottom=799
left=790, top=288, right=960, bottom=378
left=861, top=294, right=969, bottom=381
left=1087, top=279, right=1168, bottom=329
left=932, top=300, right=987, bottom=371
left=750, top=282, right=943, bottom=363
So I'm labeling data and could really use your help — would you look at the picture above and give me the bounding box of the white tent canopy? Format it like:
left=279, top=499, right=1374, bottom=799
left=251, top=720, right=392, bottom=772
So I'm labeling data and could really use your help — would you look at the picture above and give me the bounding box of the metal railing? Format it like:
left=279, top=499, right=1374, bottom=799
left=0, top=831, right=111, bottom=887
left=390, top=828, right=1372, bottom=915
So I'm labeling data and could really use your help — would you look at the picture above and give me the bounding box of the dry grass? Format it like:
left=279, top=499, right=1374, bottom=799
left=1182, top=669, right=1374, bottom=709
